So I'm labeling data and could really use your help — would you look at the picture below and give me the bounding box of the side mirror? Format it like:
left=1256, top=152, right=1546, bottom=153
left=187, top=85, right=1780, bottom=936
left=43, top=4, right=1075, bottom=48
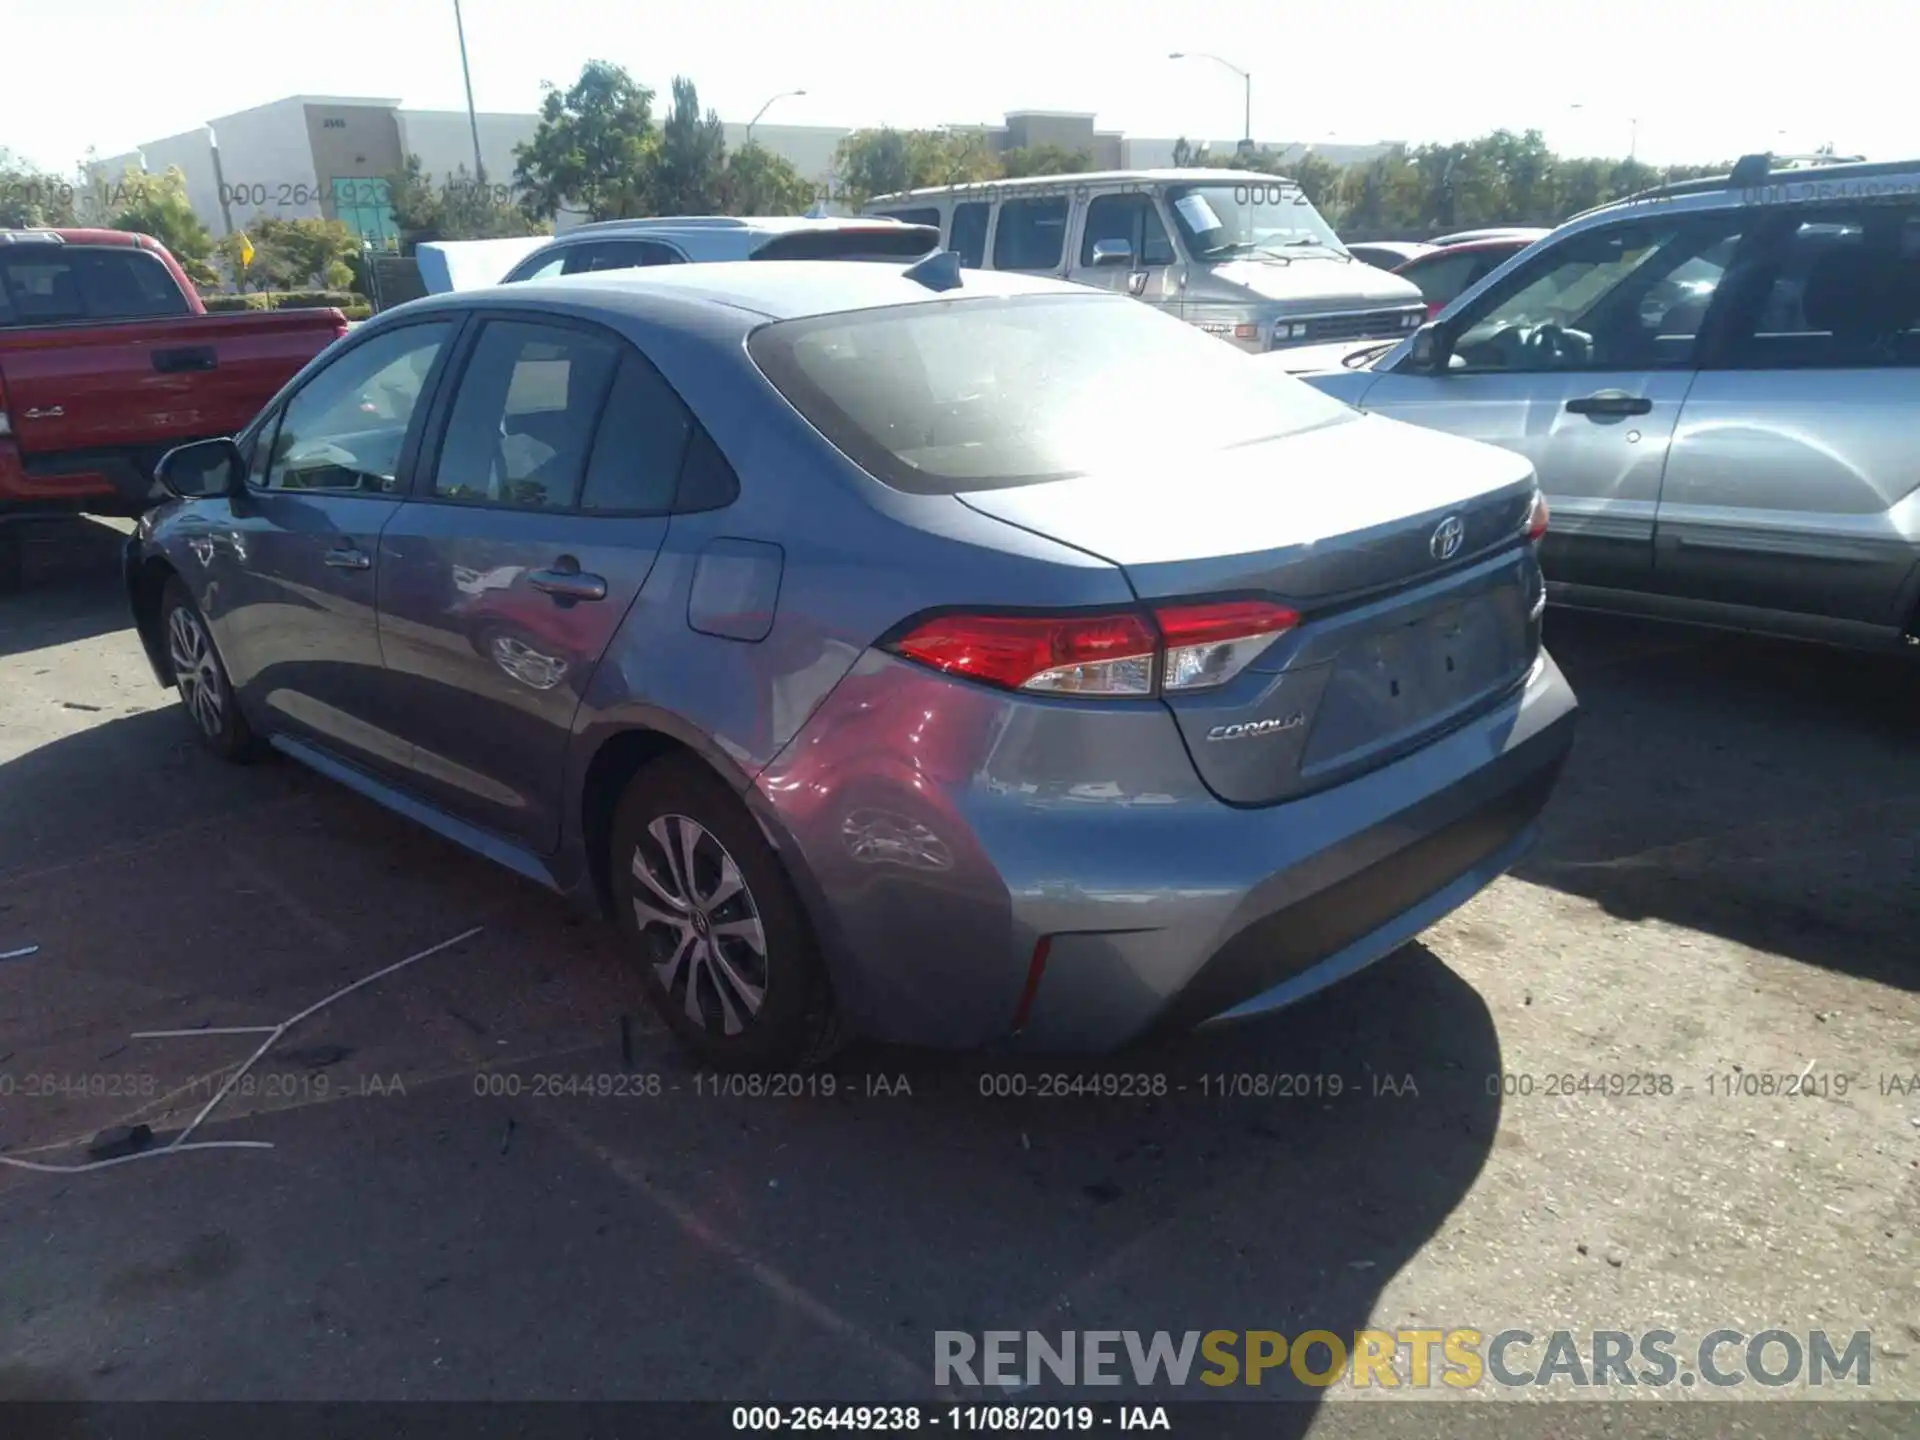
left=155, top=437, right=244, bottom=500
left=1405, top=321, right=1452, bottom=374
left=1090, top=238, right=1135, bottom=268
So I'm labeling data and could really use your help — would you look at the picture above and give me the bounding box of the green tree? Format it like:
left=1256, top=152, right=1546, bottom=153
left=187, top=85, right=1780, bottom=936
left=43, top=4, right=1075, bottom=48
left=652, top=76, right=728, bottom=215
left=103, top=167, right=218, bottom=287
left=719, top=143, right=818, bottom=215
left=387, top=155, right=548, bottom=252
left=1000, top=144, right=1093, bottom=178
left=830, top=127, right=1002, bottom=206
left=513, top=59, right=659, bottom=222
left=0, top=148, right=80, bottom=227
left=225, top=216, right=362, bottom=290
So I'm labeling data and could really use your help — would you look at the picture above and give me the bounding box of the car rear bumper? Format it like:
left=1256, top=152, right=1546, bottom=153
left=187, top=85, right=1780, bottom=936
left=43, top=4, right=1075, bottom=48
left=755, top=647, right=1578, bottom=1052
left=1, top=439, right=165, bottom=518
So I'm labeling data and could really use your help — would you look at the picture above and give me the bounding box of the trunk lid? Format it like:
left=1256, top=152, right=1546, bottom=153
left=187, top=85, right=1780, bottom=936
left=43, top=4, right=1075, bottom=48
left=955, top=413, right=1544, bottom=805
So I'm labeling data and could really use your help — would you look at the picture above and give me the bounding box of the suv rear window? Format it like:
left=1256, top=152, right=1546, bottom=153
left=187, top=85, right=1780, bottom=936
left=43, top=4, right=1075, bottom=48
left=751, top=227, right=939, bottom=262
left=0, top=246, right=190, bottom=325
left=747, top=293, right=1354, bottom=495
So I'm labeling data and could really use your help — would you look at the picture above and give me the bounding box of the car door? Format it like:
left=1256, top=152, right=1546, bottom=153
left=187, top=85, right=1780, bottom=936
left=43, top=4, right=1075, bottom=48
left=1651, top=201, right=1920, bottom=628
left=375, top=315, right=685, bottom=850
left=1353, top=210, right=1748, bottom=592
left=1066, top=189, right=1182, bottom=314
left=214, top=319, right=457, bottom=775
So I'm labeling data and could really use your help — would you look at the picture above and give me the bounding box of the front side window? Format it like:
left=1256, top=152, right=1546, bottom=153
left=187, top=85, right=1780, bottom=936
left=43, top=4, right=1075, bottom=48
left=991, top=197, right=1068, bottom=271
left=748, top=293, right=1355, bottom=495
left=261, top=322, right=452, bottom=493
left=1080, top=195, right=1177, bottom=267
left=1164, top=182, right=1345, bottom=260
left=1715, top=205, right=1920, bottom=370
left=431, top=320, right=622, bottom=509
left=1446, top=216, right=1745, bottom=373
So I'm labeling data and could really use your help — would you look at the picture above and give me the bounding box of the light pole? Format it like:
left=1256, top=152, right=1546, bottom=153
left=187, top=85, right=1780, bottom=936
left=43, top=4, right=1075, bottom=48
left=746, top=89, right=807, bottom=146
left=1570, top=103, right=1638, bottom=163
left=1169, top=52, right=1251, bottom=150
left=452, top=0, right=486, bottom=184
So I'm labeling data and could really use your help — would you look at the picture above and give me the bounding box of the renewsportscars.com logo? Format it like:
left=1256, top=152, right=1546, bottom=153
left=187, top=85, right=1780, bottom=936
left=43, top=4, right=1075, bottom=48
left=934, top=1329, right=1873, bottom=1391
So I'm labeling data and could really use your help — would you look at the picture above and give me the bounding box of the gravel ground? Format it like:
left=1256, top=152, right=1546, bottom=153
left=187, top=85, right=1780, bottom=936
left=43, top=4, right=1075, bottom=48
left=0, top=517, right=1914, bottom=1436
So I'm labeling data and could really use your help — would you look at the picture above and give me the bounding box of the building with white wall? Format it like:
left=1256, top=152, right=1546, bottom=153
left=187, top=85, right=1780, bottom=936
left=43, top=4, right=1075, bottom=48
left=118, top=94, right=1401, bottom=243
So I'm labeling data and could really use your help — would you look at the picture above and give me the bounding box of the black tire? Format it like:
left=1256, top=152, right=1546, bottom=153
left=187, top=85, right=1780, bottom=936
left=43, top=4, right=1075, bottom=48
left=159, top=578, right=256, bottom=761
left=610, top=755, right=840, bottom=1072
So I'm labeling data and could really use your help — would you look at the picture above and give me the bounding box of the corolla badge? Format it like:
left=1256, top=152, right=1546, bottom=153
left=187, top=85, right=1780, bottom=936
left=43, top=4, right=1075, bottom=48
left=1430, top=514, right=1466, bottom=561
left=1207, top=713, right=1306, bottom=742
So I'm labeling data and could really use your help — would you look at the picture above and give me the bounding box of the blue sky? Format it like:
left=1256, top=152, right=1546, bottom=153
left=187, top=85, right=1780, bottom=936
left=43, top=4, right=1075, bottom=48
left=3, top=0, right=1906, bottom=172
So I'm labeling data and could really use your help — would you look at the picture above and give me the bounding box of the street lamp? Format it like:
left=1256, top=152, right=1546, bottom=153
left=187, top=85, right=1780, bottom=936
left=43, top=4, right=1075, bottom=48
left=746, top=89, right=807, bottom=145
left=1169, top=52, right=1251, bottom=148
left=452, top=0, right=486, bottom=184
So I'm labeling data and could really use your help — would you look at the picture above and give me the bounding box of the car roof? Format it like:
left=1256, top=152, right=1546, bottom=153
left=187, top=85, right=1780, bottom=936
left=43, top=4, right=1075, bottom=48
left=449, top=259, right=1097, bottom=324
left=0, top=228, right=150, bottom=248
left=1412, top=235, right=1536, bottom=259
left=552, top=215, right=923, bottom=240
left=869, top=168, right=1298, bottom=203
left=1570, top=154, right=1920, bottom=224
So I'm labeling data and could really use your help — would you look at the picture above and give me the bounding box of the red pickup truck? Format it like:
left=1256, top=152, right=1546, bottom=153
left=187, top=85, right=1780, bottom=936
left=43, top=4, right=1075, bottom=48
left=1, top=228, right=348, bottom=586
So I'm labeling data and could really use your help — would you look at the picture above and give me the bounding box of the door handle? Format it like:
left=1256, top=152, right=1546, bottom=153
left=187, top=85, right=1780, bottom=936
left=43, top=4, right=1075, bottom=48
left=153, top=346, right=219, bottom=375
left=1565, top=393, right=1653, bottom=418
left=528, top=565, right=607, bottom=602
left=323, top=546, right=372, bottom=570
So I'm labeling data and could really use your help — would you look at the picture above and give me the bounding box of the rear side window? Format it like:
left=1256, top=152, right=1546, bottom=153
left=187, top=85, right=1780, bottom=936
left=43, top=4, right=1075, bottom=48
left=992, top=198, right=1068, bottom=271
left=0, top=247, right=190, bottom=325
left=580, top=355, right=693, bottom=512
left=873, top=207, right=941, bottom=228
left=1716, top=207, right=1920, bottom=370
left=751, top=227, right=938, bottom=262
left=432, top=320, right=621, bottom=509
left=949, top=203, right=989, bottom=268
left=748, top=294, right=1353, bottom=495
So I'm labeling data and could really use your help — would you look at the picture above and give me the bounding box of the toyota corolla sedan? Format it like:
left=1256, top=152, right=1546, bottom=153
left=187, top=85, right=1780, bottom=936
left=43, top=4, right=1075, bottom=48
left=125, top=255, right=1578, bottom=1070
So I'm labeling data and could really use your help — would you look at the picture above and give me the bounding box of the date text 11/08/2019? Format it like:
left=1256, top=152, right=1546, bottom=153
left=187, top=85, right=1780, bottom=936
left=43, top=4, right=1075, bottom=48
left=732, top=1405, right=1170, bottom=1431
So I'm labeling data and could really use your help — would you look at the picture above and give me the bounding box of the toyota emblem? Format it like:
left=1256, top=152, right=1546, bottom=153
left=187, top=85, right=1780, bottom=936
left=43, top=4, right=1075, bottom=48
left=1430, top=515, right=1465, bottom=561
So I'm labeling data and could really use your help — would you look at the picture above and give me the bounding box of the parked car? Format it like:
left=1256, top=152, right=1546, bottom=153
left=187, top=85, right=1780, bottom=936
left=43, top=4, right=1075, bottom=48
left=0, top=228, right=348, bottom=588
left=1283, top=153, right=1920, bottom=654
left=498, top=216, right=941, bottom=284
left=1345, top=240, right=1436, bottom=271
left=125, top=255, right=1577, bottom=1069
left=1397, top=235, right=1547, bottom=319
left=864, top=170, right=1428, bottom=353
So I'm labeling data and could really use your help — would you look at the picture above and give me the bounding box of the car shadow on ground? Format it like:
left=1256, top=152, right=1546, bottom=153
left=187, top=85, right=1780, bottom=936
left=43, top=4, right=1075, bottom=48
left=0, top=518, right=136, bottom=660
left=1516, top=610, right=1919, bottom=991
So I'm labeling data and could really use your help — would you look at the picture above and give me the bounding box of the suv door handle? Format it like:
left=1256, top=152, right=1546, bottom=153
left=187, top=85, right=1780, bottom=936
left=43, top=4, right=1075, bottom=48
left=323, top=545, right=372, bottom=570
left=528, top=564, right=607, bottom=602
left=1565, top=392, right=1653, bottom=418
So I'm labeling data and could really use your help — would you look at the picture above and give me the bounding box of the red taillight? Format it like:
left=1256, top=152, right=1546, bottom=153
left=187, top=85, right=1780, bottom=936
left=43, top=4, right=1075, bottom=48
left=887, top=598, right=1300, bottom=698
left=1153, top=599, right=1300, bottom=691
left=1525, top=490, right=1550, bottom=543
left=1426, top=301, right=1445, bottom=320
left=890, top=611, right=1158, bottom=696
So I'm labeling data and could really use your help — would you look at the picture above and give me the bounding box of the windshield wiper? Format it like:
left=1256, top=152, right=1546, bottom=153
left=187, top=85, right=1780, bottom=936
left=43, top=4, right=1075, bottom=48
left=1276, top=239, right=1350, bottom=259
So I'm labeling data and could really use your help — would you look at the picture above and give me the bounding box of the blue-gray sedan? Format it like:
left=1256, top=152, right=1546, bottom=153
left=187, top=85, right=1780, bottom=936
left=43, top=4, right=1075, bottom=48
left=125, top=254, right=1577, bottom=1069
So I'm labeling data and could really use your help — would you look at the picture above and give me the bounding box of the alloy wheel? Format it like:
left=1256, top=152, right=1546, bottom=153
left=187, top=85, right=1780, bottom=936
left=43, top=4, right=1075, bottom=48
left=167, top=605, right=225, bottom=738
left=629, top=814, right=769, bottom=1036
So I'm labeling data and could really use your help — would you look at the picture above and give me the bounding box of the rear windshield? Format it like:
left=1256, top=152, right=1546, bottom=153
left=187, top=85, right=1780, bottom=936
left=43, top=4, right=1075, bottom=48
left=750, top=227, right=939, bottom=262
left=0, top=246, right=191, bottom=326
left=747, top=293, right=1355, bottom=495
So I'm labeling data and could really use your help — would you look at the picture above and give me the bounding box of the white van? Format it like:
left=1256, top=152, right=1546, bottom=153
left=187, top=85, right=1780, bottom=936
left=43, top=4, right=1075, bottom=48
left=864, top=170, right=1426, bottom=354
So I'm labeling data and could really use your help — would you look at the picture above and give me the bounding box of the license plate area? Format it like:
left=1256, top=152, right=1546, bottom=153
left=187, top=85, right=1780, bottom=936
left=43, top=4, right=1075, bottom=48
left=1300, top=590, right=1529, bottom=778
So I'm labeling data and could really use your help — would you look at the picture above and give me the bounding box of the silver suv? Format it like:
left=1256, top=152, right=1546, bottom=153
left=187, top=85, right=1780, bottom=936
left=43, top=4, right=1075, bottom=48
left=1291, top=154, right=1920, bottom=653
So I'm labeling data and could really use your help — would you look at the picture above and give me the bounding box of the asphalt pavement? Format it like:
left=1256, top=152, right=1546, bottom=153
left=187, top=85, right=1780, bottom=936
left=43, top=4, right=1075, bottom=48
left=0, top=518, right=1915, bottom=1434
